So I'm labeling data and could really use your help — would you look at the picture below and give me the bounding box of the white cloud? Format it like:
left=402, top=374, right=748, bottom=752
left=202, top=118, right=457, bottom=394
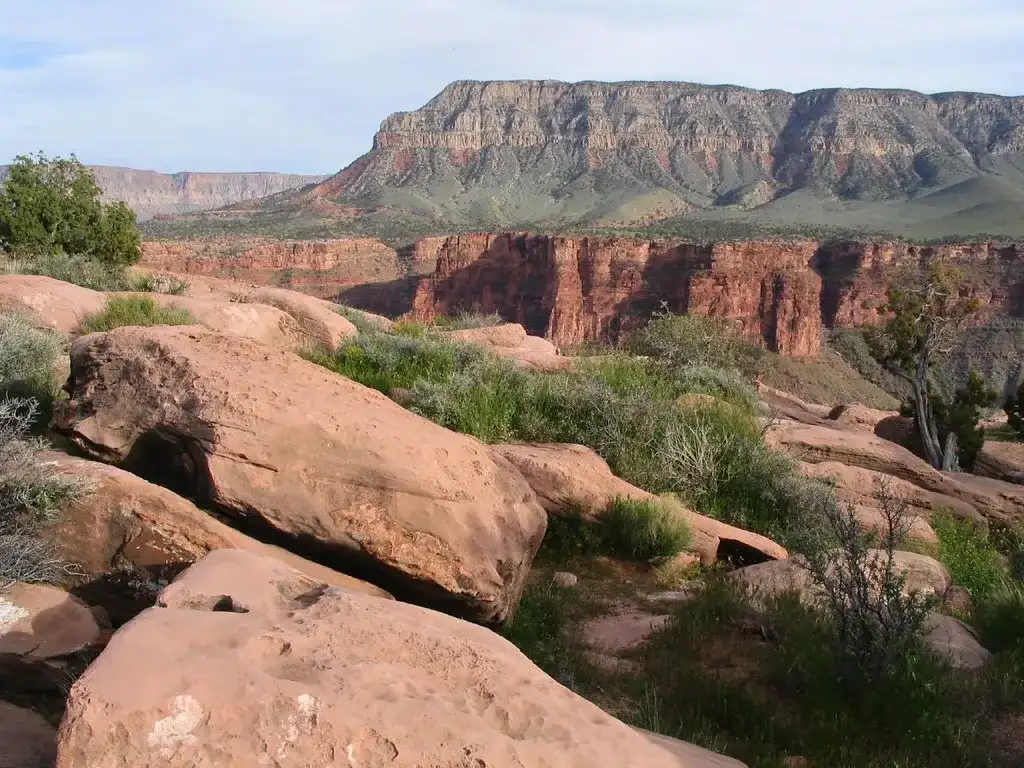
left=0, top=0, right=1021, bottom=174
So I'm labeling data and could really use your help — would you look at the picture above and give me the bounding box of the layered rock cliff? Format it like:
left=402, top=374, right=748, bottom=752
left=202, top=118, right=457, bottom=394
left=0, top=165, right=326, bottom=221
left=227, top=80, right=1024, bottom=239
left=140, top=237, right=401, bottom=297
left=408, top=235, right=1024, bottom=356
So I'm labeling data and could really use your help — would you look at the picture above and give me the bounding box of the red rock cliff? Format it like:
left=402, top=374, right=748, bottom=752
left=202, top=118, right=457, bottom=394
left=140, top=238, right=401, bottom=298
left=410, top=235, right=1024, bottom=357
left=411, top=235, right=824, bottom=357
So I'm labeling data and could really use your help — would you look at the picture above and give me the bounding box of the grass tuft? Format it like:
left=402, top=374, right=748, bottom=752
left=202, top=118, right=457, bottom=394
left=79, top=296, right=197, bottom=334
left=600, top=496, right=691, bottom=561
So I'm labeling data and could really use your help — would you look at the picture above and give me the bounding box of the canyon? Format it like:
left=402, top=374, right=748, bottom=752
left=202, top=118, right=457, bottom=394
left=140, top=234, right=1024, bottom=359
left=0, top=165, right=326, bottom=221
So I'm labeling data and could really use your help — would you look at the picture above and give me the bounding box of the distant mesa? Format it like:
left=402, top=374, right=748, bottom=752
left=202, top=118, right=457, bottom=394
left=145, top=79, right=1024, bottom=241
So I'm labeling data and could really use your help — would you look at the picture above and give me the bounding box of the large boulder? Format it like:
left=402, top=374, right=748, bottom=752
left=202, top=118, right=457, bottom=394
left=107, top=292, right=307, bottom=349
left=923, top=613, right=991, bottom=670
left=797, top=461, right=987, bottom=530
left=444, top=323, right=574, bottom=372
left=732, top=550, right=951, bottom=603
left=0, top=701, right=57, bottom=768
left=827, top=403, right=899, bottom=433
left=975, top=441, right=1024, bottom=485
left=42, top=453, right=390, bottom=625
left=494, top=442, right=787, bottom=565
left=0, top=275, right=106, bottom=334
left=0, top=584, right=103, bottom=694
left=245, top=287, right=358, bottom=348
left=53, top=326, right=546, bottom=624
left=56, top=550, right=743, bottom=768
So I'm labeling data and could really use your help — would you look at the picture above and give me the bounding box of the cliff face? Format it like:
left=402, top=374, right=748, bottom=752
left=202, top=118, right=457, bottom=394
left=410, top=235, right=824, bottom=356
left=0, top=165, right=327, bottom=221
left=257, top=80, right=1024, bottom=237
left=140, top=238, right=401, bottom=297
left=409, top=235, right=1024, bottom=357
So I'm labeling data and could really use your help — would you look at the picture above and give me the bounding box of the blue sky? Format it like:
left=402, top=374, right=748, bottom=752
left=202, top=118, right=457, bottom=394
left=1, top=0, right=1022, bottom=175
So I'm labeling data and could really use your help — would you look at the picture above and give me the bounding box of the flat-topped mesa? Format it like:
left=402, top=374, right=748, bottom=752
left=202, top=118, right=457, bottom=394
left=410, top=235, right=1024, bottom=357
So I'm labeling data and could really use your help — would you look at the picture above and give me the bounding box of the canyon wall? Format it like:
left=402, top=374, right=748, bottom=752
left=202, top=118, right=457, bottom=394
left=409, top=235, right=1024, bottom=357
left=140, top=238, right=401, bottom=297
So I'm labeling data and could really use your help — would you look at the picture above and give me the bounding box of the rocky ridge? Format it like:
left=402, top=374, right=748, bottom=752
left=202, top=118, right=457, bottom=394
left=0, top=165, right=326, bottom=221
left=162, top=80, right=1024, bottom=239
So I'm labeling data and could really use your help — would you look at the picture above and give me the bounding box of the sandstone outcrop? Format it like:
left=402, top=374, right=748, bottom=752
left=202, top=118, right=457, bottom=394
left=43, top=453, right=390, bottom=624
left=975, top=441, right=1024, bottom=485
left=493, top=442, right=787, bottom=565
left=0, top=701, right=57, bottom=768
left=139, top=237, right=401, bottom=297
left=0, top=276, right=105, bottom=334
left=443, top=322, right=573, bottom=370
left=923, top=614, right=991, bottom=670
left=56, top=549, right=744, bottom=767
left=827, top=403, right=900, bottom=432
left=53, top=325, right=546, bottom=624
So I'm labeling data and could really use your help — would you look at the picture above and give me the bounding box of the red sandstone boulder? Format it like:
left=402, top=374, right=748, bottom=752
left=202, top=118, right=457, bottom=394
left=975, top=441, right=1024, bottom=485
left=42, top=453, right=390, bottom=625
left=0, top=275, right=106, bottom=334
left=56, top=549, right=743, bottom=768
left=827, top=403, right=899, bottom=432
left=0, top=701, right=57, bottom=768
left=444, top=323, right=573, bottom=371
left=53, top=326, right=546, bottom=624
left=494, top=442, right=787, bottom=565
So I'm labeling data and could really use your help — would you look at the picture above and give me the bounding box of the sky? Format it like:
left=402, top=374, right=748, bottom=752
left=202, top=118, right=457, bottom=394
left=1, top=0, right=1022, bottom=175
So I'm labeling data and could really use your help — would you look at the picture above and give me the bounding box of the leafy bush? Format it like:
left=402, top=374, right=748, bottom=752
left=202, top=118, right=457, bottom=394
left=0, top=397, right=84, bottom=590
left=932, top=513, right=1007, bottom=601
left=974, top=580, right=1024, bottom=653
left=792, top=480, right=934, bottom=683
left=600, top=496, right=691, bottom=561
left=1, top=251, right=131, bottom=291
left=626, top=309, right=760, bottom=375
left=303, top=333, right=490, bottom=396
left=391, top=318, right=427, bottom=338
left=432, top=311, right=504, bottom=330
left=0, top=313, right=63, bottom=405
left=536, top=505, right=603, bottom=565
left=79, top=296, right=197, bottom=334
left=641, top=578, right=970, bottom=766
left=0, top=152, right=140, bottom=265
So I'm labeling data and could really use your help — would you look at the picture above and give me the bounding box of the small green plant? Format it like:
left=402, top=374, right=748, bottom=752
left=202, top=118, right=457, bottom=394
left=432, top=311, right=504, bottom=330
left=126, top=272, right=190, bottom=295
left=625, top=309, right=760, bottom=375
left=500, top=581, right=578, bottom=685
left=392, top=318, right=427, bottom=338
left=974, top=580, right=1024, bottom=653
left=0, top=313, right=63, bottom=407
left=0, top=397, right=85, bottom=591
left=600, top=496, right=691, bottom=561
left=932, top=512, right=1007, bottom=601
left=79, top=296, right=197, bottom=334
left=537, top=504, right=604, bottom=564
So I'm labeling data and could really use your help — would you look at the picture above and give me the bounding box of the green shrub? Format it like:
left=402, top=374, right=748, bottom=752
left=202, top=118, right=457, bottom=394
left=309, top=330, right=811, bottom=542
left=600, top=496, right=691, bottom=561
left=626, top=309, right=760, bottom=375
left=500, top=581, right=577, bottom=684
left=332, top=305, right=379, bottom=335
left=0, top=314, right=63, bottom=406
left=975, top=581, right=1024, bottom=653
left=1, top=252, right=130, bottom=291
left=392, top=318, right=427, bottom=338
left=932, top=513, right=1007, bottom=601
left=79, top=296, right=197, bottom=334
left=432, top=311, right=504, bottom=330
left=126, top=272, right=189, bottom=295
left=303, top=333, right=491, bottom=396
left=1, top=397, right=85, bottom=590
left=536, top=505, right=604, bottom=565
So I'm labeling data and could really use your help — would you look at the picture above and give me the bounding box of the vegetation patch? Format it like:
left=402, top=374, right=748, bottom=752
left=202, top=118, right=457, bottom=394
left=932, top=513, right=1008, bottom=602
left=0, top=313, right=64, bottom=409
left=79, top=296, right=197, bottom=334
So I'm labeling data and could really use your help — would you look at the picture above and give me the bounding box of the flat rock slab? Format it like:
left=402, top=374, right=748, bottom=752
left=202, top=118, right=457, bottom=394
left=580, top=611, right=673, bottom=654
left=0, top=584, right=100, bottom=661
left=56, top=549, right=741, bottom=768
